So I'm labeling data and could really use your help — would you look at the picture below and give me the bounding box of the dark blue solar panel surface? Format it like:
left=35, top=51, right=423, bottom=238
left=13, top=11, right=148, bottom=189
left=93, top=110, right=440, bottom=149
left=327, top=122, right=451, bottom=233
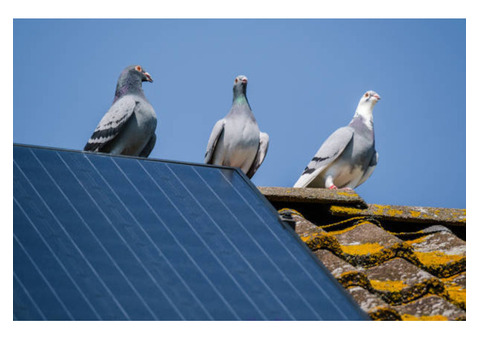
left=13, top=144, right=368, bottom=320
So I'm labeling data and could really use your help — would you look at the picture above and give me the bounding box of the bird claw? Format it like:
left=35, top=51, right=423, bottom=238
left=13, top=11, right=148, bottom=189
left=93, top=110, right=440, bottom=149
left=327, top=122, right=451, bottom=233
left=328, top=185, right=338, bottom=190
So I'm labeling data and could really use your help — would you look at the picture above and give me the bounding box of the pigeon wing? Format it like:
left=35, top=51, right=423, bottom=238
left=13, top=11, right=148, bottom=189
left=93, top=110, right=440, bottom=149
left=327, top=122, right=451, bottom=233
left=356, top=151, right=378, bottom=187
left=84, top=96, right=136, bottom=152
left=294, top=126, right=354, bottom=188
left=246, top=132, right=269, bottom=179
left=139, top=133, right=157, bottom=158
left=204, top=119, right=226, bottom=164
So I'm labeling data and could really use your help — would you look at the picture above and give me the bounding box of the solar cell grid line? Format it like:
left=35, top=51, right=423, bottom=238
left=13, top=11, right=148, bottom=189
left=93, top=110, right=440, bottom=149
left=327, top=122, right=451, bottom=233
left=110, top=156, right=256, bottom=320
left=14, top=157, right=132, bottom=318
left=13, top=233, right=75, bottom=320
left=14, top=197, right=102, bottom=320
left=163, top=162, right=318, bottom=319
left=199, top=165, right=365, bottom=320
left=214, top=168, right=361, bottom=320
left=140, top=159, right=294, bottom=320
left=215, top=169, right=365, bottom=320
left=14, top=144, right=369, bottom=321
left=28, top=149, right=158, bottom=320
left=13, top=157, right=131, bottom=320
left=75, top=153, right=214, bottom=320
left=152, top=162, right=290, bottom=320
left=14, top=271, right=46, bottom=320
left=59, top=150, right=199, bottom=320
left=191, top=166, right=323, bottom=320
left=158, top=162, right=295, bottom=320
left=84, top=155, right=238, bottom=321
left=136, top=161, right=271, bottom=320
left=85, top=153, right=242, bottom=320
left=56, top=152, right=188, bottom=320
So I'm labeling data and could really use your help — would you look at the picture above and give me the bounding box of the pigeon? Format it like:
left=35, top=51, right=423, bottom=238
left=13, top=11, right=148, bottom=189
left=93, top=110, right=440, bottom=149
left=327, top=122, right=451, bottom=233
left=84, top=65, right=157, bottom=157
left=205, top=75, right=269, bottom=178
left=293, top=90, right=381, bottom=189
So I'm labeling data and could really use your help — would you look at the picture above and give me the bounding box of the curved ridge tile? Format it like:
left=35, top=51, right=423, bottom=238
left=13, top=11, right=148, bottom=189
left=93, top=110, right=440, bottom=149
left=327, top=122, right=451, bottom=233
left=405, top=231, right=466, bottom=278
left=393, top=295, right=466, bottom=321
left=289, top=211, right=344, bottom=254
left=313, top=249, right=372, bottom=290
left=280, top=207, right=467, bottom=321
left=442, top=272, right=466, bottom=310
left=327, top=222, right=419, bottom=268
left=365, top=258, right=447, bottom=305
left=346, top=286, right=401, bottom=321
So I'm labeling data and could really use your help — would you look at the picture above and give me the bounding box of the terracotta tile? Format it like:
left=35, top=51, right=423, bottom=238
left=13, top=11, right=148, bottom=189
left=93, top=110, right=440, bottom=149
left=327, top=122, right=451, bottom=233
left=271, top=195, right=466, bottom=322
left=333, top=222, right=402, bottom=254
left=442, top=272, right=466, bottom=309
left=346, top=286, right=401, bottom=320
left=314, top=249, right=357, bottom=277
left=394, top=295, right=466, bottom=321
left=364, top=258, right=445, bottom=305
left=406, top=230, right=466, bottom=277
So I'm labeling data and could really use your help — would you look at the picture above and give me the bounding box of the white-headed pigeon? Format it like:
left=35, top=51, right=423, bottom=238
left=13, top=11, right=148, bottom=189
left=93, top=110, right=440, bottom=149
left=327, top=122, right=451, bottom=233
left=205, top=75, right=269, bottom=178
left=84, top=65, right=157, bottom=157
left=294, top=90, right=381, bottom=189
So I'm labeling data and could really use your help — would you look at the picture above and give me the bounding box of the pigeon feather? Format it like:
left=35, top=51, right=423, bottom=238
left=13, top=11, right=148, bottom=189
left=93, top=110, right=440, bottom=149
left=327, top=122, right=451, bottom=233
left=205, top=75, right=269, bottom=178
left=84, top=65, right=157, bottom=157
left=294, top=90, right=381, bottom=189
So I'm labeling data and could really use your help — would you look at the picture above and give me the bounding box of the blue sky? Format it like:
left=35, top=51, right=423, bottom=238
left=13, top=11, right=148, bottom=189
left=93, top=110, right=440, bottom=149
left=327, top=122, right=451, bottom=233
left=13, top=19, right=466, bottom=208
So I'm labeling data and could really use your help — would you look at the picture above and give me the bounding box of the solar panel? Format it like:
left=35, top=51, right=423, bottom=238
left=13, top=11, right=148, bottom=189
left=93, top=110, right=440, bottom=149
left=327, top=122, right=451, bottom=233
left=13, top=144, right=369, bottom=320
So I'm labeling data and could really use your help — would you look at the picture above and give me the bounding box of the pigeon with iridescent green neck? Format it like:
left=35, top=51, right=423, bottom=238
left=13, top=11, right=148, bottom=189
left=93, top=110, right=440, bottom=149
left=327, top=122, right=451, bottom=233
left=294, top=90, right=381, bottom=189
left=205, top=75, right=269, bottom=178
left=84, top=65, right=157, bottom=157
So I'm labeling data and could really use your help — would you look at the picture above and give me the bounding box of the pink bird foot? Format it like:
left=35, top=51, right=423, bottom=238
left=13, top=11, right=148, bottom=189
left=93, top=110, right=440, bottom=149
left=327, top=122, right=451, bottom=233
left=329, top=185, right=338, bottom=189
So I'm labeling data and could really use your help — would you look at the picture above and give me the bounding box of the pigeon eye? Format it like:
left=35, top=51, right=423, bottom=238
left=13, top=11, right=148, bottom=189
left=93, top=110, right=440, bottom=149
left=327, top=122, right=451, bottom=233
left=235, top=78, right=238, bottom=83
left=364, top=93, right=369, bottom=97
left=135, top=65, right=142, bottom=72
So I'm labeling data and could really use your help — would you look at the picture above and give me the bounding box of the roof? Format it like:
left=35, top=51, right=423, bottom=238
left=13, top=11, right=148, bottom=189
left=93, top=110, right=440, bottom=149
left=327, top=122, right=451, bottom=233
left=13, top=144, right=368, bottom=321
left=260, top=187, right=466, bottom=321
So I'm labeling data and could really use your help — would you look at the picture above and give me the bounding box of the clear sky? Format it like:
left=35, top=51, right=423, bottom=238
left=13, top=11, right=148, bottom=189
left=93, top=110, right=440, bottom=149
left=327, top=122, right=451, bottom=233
left=13, top=19, right=466, bottom=208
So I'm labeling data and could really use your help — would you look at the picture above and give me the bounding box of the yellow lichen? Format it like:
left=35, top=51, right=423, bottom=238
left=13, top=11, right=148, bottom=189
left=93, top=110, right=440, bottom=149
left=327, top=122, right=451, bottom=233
left=410, top=211, right=422, bottom=218
left=336, top=191, right=360, bottom=198
left=446, top=288, right=466, bottom=306
left=300, top=232, right=323, bottom=243
left=368, top=307, right=403, bottom=321
left=300, top=233, right=343, bottom=254
left=414, top=251, right=464, bottom=266
left=386, top=208, right=404, bottom=217
left=370, top=279, right=409, bottom=292
left=442, top=275, right=466, bottom=307
left=340, top=242, right=385, bottom=255
left=401, top=314, right=449, bottom=321
left=278, top=208, right=304, bottom=218
left=338, top=271, right=371, bottom=289
left=330, top=205, right=363, bottom=215
left=405, top=235, right=429, bottom=246
left=327, top=224, right=359, bottom=235
left=366, top=204, right=404, bottom=217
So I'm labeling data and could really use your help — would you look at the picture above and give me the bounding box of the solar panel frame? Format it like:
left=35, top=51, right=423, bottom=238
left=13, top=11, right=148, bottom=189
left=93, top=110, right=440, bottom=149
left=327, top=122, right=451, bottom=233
left=13, top=144, right=369, bottom=321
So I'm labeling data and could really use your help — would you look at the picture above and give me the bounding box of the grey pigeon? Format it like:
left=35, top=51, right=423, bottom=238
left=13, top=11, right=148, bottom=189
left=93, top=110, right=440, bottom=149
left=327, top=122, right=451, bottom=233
left=294, top=90, right=381, bottom=189
left=205, top=75, right=269, bottom=178
left=84, top=65, right=157, bottom=157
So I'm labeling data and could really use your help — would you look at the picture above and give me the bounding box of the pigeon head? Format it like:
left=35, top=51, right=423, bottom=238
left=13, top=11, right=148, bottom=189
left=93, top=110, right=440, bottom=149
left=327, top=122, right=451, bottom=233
left=233, top=75, right=248, bottom=97
left=114, top=65, right=153, bottom=102
left=356, top=90, right=381, bottom=112
left=124, top=65, right=153, bottom=83
left=360, top=90, right=381, bottom=106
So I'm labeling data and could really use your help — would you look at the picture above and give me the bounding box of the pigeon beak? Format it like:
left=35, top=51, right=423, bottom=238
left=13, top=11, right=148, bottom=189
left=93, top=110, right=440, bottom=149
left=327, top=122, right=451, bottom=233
left=373, top=94, right=381, bottom=101
left=241, top=78, right=247, bottom=84
left=144, top=72, right=153, bottom=82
